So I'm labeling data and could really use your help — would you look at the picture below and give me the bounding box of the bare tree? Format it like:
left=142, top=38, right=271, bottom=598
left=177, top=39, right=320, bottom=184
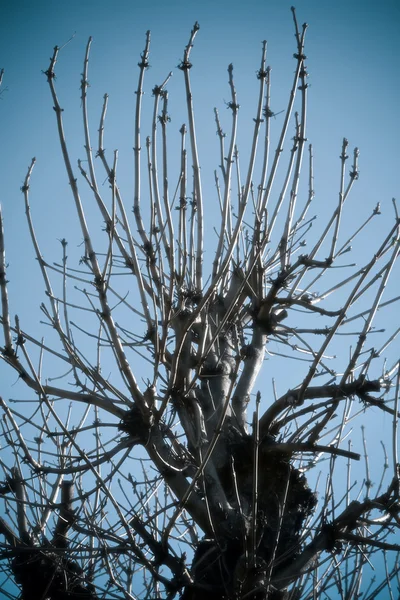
left=0, top=8, right=399, bottom=599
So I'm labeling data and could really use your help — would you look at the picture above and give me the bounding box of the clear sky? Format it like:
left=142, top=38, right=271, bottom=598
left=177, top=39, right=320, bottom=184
left=0, top=0, right=399, bottom=597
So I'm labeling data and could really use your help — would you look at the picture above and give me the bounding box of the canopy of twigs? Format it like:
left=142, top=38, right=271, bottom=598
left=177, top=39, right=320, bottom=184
left=0, top=8, right=399, bottom=600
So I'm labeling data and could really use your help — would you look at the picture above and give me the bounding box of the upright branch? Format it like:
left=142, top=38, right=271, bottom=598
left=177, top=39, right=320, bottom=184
left=178, top=22, right=203, bottom=292
left=213, top=63, right=239, bottom=279
left=0, top=206, right=12, bottom=355
left=133, top=30, right=151, bottom=247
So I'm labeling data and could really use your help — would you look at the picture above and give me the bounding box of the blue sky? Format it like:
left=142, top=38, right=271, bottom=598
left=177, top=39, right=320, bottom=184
left=0, top=0, right=399, bottom=596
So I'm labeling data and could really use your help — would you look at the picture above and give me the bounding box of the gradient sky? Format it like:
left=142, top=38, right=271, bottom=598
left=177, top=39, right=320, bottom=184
left=0, top=0, right=399, bottom=597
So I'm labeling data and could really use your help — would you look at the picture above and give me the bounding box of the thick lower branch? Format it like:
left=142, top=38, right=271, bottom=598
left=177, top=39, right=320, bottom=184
left=146, top=429, right=211, bottom=536
left=260, top=377, right=381, bottom=436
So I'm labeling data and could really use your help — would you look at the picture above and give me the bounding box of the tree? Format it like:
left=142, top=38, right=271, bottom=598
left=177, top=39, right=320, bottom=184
left=0, top=7, right=399, bottom=599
